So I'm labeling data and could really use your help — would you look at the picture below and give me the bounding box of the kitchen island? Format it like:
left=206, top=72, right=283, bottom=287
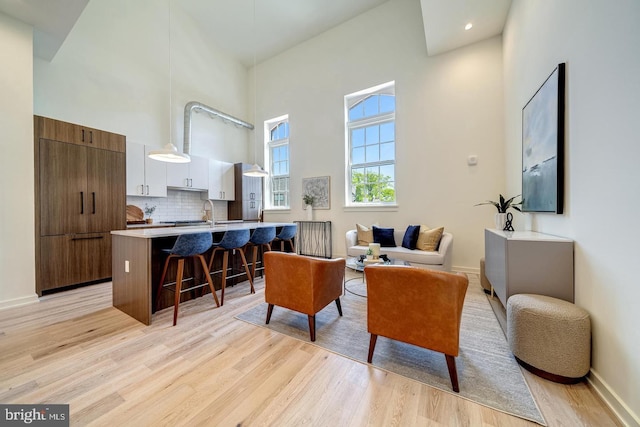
left=111, top=222, right=295, bottom=324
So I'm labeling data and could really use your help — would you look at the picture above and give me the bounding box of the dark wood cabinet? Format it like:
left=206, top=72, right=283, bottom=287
left=36, top=116, right=125, bottom=152
left=39, top=233, right=112, bottom=292
left=34, top=116, right=126, bottom=295
left=228, top=163, right=263, bottom=221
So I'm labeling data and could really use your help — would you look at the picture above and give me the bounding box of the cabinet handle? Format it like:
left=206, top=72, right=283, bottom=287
left=71, top=235, right=104, bottom=241
left=82, top=129, right=85, bottom=142
left=146, top=185, right=150, bottom=195
left=189, top=178, right=193, bottom=187
left=80, top=192, right=84, bottom=214
left=92, top=192, right=96, bottom=214
left=89, top=131, right=93, bottom=143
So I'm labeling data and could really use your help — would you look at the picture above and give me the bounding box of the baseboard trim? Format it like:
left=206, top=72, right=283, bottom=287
left=452, top=265, right=480, bottom=274
left=588, top=369, right=640, bottom=427
left=0, top=293, right=39, bottom=311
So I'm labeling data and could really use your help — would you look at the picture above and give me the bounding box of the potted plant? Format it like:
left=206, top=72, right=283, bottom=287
left=366, top=247, right=374, bottom=260
left=302, top=193, right=315, bottom=208
left=475, top=194, right=522, bottom=230
left=144, top=204, right=156, bottom=224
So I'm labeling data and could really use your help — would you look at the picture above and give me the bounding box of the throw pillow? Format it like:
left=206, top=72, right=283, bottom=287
left=372, top=226, right=396, bottom=247
left=356, top=223, right=373, bottom=245
left=416, top=226, right=444, bottom=251
left=401, top=225, right=421, bottom=250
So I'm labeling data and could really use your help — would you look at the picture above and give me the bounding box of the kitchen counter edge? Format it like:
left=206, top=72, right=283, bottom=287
left=111, top=222, right=296, bottom=239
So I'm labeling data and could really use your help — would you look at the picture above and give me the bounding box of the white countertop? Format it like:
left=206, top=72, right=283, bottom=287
left=485, top=228, right=573, bottom=242
left=112, top=222, right=295, bottom=239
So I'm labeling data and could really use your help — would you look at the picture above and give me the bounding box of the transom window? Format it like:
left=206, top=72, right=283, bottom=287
left=345, top=82, right=396, bottom=205
left=265, top=115, right=289, bottom=208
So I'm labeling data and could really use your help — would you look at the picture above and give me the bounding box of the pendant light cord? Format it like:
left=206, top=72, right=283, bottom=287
left=253, top=0, right=257, bottom=165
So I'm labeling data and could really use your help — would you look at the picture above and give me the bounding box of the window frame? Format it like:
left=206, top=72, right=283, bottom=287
left=345, top=81, right=396, bottom=207
left=264, top=114, right=290, bottom=210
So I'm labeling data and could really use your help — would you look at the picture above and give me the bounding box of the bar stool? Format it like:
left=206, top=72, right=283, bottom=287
left=208, top=228, right=253, bottom=305
left=247, top=226, right=276, bottom=280
left=155, top=232, right=220, bottom=326
left=273, top=224, right=297, bottom=253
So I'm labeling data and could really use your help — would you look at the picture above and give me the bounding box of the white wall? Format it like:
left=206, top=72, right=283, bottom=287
left=260, top=0, right=505, bottom=270
left=0, top=13, right=38, bottom=308
left=504, top=0, right=640, bottom=424
left=34, top=0, right=250, bottom=163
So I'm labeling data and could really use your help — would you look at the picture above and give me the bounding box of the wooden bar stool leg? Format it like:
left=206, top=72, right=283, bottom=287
left=197, top=254, right=219, bottom=307
left=173, top=258, right=185, bottom=326
left=251, top=245, right=259, bottom=281
left=155, top=255, right=173, bottom=312
left=220, top=251, right=229, bottom=305
left=238, top=247, right=255, bottom=294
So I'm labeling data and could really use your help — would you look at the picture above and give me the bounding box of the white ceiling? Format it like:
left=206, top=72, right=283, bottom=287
left=421, top=0, right=512, bottom=56
left=180, top=0, right=390, bottom=67
left=0, top=0, right=89, bottom=61
left=0, top=0, right=511, bottom=65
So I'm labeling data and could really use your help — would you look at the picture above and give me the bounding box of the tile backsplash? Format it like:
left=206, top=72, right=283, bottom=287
left=127, top=190, right=228, bottom=222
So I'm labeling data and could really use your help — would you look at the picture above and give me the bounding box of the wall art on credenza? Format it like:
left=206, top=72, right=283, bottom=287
left=522, top=62, right=565, bottom=213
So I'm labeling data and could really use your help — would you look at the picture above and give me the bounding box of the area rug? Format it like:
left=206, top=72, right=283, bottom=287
left=236, top=274, right=545, bottom=425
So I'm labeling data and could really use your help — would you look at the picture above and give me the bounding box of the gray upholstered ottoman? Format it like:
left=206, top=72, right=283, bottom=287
left=507, top=294, right=591, bottom=383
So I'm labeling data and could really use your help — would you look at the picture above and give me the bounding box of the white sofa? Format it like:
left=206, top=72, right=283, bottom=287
left=345, top=229, right=453, bottom=271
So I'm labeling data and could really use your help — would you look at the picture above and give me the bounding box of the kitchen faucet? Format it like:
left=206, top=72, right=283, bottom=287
left=203, top=199, right=215, bottom=228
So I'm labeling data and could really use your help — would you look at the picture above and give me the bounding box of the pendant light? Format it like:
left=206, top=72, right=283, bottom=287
left=243, top=0, right=268, bottom=178
left=149, top=0, right=190, bottom=164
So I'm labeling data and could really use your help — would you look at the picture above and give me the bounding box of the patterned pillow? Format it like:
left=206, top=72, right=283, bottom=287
left=401, top=225, right=421, bottom=250
left=372, top=226, right=396, bottom=247
left=416, top=226, right=444, bottom=251
left=356, top=223, right=373, bottom=245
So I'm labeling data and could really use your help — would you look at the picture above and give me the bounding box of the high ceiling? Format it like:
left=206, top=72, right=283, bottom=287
left=0, top=0, right=511, bottom=65
left=421, top=0, right=511, bottom=56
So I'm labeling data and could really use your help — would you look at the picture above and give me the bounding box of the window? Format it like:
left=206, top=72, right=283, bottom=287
left=265, top=115, right=289, bottom=208
left=345, top=82, right=396, bottom=205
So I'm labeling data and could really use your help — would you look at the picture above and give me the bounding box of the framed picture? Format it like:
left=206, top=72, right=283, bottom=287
left=522, top=63, right=565, bottom=213
left=302, top=176, right=330, bottom=209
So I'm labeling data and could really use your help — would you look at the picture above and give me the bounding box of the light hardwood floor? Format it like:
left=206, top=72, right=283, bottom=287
left=0, top=274, right=621, bottom=426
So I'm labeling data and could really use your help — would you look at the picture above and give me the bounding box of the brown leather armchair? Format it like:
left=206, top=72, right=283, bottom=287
left=364, top=265, right=469, bottom=392
left=264, top=252, right=345, bottom=341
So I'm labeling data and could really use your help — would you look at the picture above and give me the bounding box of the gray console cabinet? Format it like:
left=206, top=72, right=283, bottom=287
left=484, top=229, right=574, bottom=304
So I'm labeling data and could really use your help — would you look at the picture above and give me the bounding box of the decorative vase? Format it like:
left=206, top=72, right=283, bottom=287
left=306, top=205, right=313, bottom=221
left=495, top=213, right=506, bottom=230
left=145, top=218, right=153, bottom=224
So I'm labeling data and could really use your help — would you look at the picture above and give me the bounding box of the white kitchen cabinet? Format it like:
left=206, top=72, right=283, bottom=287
left=166, top=154, right=208, bottom=190
left=205, top=159, right=235, bottom=201
left=126, top=142, right=167, bottom=197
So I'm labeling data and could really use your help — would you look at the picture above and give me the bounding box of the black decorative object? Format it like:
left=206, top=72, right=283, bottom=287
left=522, top=63, right=565, bottom=213
left=504, top=212, right=515, bottom=231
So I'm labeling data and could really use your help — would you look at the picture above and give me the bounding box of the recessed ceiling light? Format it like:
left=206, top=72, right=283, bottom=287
left=465, top=23, right=473, bottom=30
